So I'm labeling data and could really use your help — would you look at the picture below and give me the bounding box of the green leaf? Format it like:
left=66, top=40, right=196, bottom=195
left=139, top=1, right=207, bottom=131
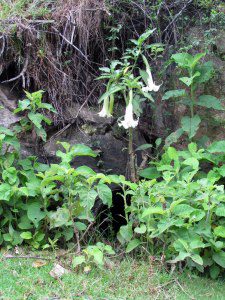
left=97, top=184, right=112, bottom=207
left=162, top=89, right=186, bottom=100
left=215, top=206, right=225, bottom=217
left=165, top=128, right=184, bottom=146
left=191, top=254, right=203, bottom=266
left=213, top=251, right=225, bottom=268
left=172, top=53, right=193, bottom=68
left=2, top=167, right=18, bottom=185
left=28, top=112, right=45, bottom=129
left=197, top=95, right=224, bottom=110
left=210, top=265, right=220, bottom=279
left=0, top=183, right=12, bottom=201
left=214, top=226, right=225, bottom=238
left=72, top=255, right=86, bottom=268
left=138, top=29, right=155, bottom=45
left=126, top=239, right=141, bottom=253
left=142, top=207, right=165, bottom=218
left=74, top=222, right=87, bottom=231
left=167, top=147, right=179, bottom=160
left=183, top=157, right=199, bottom=169
left=181, top=115, right=201, bottom=139
left=119, top=225, right=133, bottom=242
left=134, top=224, right=147, bottom=234
left=136, top=144, right=152, bottom=151
left=48, top=208, right=71, bottom=229
left=20, top=232, right=32, bottom=240
left=172, top=204, right=195, bottom=218
left=98, top=85, right=124, bottom=103
left=76, top=166, right=96, bottom=176
left=179, top=72, right=200, bottom=86
left=71, top=144, right=97, bottom=158
left=27, top=202, right=46, bottom=227
left=139, top=167, right=160, bottom=179
left=79, top=188, right=98, bottom=211
left=14, top=99, right=31, bottom=113
left=207, top=141, right=225, bottom=153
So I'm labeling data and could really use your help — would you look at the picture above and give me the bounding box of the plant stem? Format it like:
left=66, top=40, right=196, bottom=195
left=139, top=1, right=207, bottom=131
left=128, top=127, right=137, bottom=182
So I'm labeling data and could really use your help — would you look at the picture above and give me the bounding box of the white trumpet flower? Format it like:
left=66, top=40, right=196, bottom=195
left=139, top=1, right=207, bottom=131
left=142, top=68, right=161, bottom=93
left=98, top=97, right=112, bottom=118
left=119, top=101, right=139, bottom=129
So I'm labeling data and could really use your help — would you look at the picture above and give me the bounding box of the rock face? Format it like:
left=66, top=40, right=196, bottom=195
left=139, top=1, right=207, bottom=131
left=0, top=85, right=20, bottom=127
left=44, top=104, right=145, bottom=175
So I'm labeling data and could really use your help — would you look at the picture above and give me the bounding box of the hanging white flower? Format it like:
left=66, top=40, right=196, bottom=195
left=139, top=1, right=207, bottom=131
left=119, top=101, right=139, bottom=129
left=142, top=68, right=161, bottom=93
left=141, top=55, right=161, bottom=93
left=98, top=97, right=112, bottom=118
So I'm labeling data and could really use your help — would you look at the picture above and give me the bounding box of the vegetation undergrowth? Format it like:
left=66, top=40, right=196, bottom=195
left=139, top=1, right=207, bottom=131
left=0, top=88, right=224, bottom=280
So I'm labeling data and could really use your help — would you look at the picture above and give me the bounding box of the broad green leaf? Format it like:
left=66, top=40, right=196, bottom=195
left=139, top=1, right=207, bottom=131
left=126, top=239, right=141, bottom=253
left=195, top=61, right=214, bottom=84
left=142, top=207, right=165, bottom=218
left=139, top=167, right=160, bottom=179
left=119, top=225, right=133, bottom=242
left=215, top=206, right=225, bottom=217
left=14, top=99, right=31, bottom=113
left=18, top=215, right=33, bottom=230
left=27, top=202, right=46, bottom=227
left=207, top=141, right=225, bottom=153
left=181, top=115, right=201, bottom=139
left=28, top=112, right=45, bottom=129
left=134, top=224, right=147, bottom=234
left=74, top=222, right=87, bottom=231
left=72, top=255, right=86, bottom=268
left=97, top=184, right=112, bottom=207
left=213, top=251, right=225, bottom=268
left=167, top=147, right=178, bottom=160
left=214, top=226, right=225, bottom=238
left=2, top=167, right=18, bottom=185
left=76, top=166, right=96, bottom=176
left=20, top=232, right=32, bottom=240
left=179, top=72, right=200, bottom=86
left=191, top=254, right=203, bottom=266
left=172, top=53, right=193, bottom=68
left=48, top=208, right=71, bottom=229
left=183, top=157, right=199, bottom=169
left=217, top=165, right=225, bottom=177
left=210, top=265, right=220, bottom=279
left=197, top=95, right=224, bottom=110
left=162, top=89, right=186, bottom=100
left=71, top=144, right=97, bottom=158
left=172, top=204, right=194, bottom=218
left=0, top=183, right=12, bottom=201
left=165, top=128, right=184, bottom=146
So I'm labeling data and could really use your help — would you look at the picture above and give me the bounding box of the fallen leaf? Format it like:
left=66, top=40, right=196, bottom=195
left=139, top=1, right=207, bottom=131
left=32, top=260, right=47, bottom=268
left=49, top=263, right=70, bottom=279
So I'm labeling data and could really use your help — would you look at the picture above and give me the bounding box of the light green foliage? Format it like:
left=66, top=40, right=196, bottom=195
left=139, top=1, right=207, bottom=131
left=163, top=52, right=223, bottom=144
left=73, top=242, right=115, bottom=270
left=0, top=99, right=119, bottom=250
left=119, top=144, right=225, bottom=278
left=14, top=90, right=56, bottom=142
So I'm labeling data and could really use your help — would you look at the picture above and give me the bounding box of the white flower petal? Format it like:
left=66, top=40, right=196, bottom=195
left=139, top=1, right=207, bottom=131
left=118, top=102, right=139, bottom=129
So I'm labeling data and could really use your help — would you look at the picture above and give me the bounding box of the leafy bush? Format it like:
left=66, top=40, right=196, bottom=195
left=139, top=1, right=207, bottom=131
left=118, top=144, right=225, bottom=278
left=0, top=92, right=119, bottom=250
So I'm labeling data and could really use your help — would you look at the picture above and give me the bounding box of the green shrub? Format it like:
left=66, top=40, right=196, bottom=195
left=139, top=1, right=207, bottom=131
left=118, top=144, right=225, bottom=278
